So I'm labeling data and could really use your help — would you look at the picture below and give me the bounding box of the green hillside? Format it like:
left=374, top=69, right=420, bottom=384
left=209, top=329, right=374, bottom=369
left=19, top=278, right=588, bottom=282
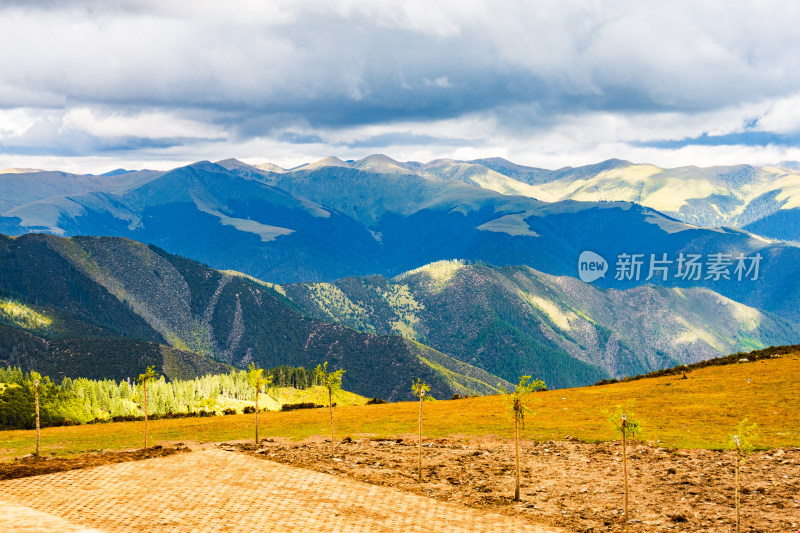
left=283, top=261, right=800, bottom=386
left=0, top=233, right=510, bottom=400
left=0, top=325, right=231, bottom=382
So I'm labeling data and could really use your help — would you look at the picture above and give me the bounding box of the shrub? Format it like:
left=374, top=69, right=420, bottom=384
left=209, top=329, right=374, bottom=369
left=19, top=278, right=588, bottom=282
left=281, top=402, right=323, bottom=411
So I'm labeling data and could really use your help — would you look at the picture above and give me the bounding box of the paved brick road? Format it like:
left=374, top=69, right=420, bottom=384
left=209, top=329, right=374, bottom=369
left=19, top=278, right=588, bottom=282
left=0, top=449, right=564, bottom=532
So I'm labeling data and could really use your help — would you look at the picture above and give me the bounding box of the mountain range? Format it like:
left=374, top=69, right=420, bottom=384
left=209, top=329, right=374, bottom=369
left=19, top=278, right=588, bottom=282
left=1, top=233, right=797, bottom=394
left=283, top=260, right=798, bottom=384
left=3, top=157, right=800, bottom=319
left=2, top=155, right=800, bottom=394
left=0, top=233, right=507, bottom=400
left=6, top=155, right=800, bottom=240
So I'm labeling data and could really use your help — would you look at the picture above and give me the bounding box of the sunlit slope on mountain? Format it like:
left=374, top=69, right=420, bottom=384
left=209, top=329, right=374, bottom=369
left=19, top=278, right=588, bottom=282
left=516, top=162, right=800, bottom=230
left=410, top=158, right=548, bottom=198
left=283, top=261, right=800, bottom=386
left=0, top=233, right=508, bottom=399
left=264, top=155, right=800, bottom=240
left=0, top=234, right=164, bottom=343
left=412, top=158, right=800, bottom=239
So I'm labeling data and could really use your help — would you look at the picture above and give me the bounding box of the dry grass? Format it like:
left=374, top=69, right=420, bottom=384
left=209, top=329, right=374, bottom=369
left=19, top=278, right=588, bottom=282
left=2, top=354, right=798, bottom=461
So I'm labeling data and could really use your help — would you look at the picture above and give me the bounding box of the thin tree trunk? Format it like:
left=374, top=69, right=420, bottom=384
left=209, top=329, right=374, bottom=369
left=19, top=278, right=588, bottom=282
left=143, top=382, right=148, bottom=449
left=255, top=388, right=259, bottom=444
left=418, top=396, right=423, bottom=482
left=735, top=448, right=741, bottom=533
left=34, top=380, right=40, bottom=458
left=622, top=420, right=629, bottom=522
left=514, top=415, right=521, bottom=501
left=328, top=388, right=334, bottom=456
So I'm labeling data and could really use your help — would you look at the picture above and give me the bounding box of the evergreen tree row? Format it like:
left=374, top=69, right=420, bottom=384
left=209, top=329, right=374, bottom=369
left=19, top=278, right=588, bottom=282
left=0, top=364, right=318, bottom=430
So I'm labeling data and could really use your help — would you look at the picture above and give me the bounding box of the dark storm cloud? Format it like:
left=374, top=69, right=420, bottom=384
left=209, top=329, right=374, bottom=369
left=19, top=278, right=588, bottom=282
left=1, top=0, right=799, bottom=164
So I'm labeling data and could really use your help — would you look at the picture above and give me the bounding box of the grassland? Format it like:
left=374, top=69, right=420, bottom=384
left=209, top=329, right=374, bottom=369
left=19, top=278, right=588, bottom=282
left=2, top=354, right=798, bottom=461
left=217, top=385, right=369, bottom=412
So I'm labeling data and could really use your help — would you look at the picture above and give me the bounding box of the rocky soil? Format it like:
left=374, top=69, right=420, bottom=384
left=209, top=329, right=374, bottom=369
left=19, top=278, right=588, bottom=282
left=0, top=444, right=190, bottom=480
left=227, top=437, right=800, bottom=532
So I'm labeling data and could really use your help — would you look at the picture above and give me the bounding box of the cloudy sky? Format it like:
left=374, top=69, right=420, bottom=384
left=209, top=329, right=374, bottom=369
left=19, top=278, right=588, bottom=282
left=1, top=0, right=800, bottom=173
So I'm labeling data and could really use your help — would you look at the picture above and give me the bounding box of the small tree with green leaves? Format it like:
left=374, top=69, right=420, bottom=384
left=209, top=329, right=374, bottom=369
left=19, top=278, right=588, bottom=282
left=411, top=378, right=431, bottom=482
left=607, top=402, right=642, bottom=523
left=246, top=362, right=274, bottom=444
left=732, top=419, right=757, bottom=533
left=314, top=362, right=345, bottom=456
left=136, top=366, right=159, bottom=449
left=31, top=371, right=41, bottom=458
left=502, top=376, right=546, bottom=501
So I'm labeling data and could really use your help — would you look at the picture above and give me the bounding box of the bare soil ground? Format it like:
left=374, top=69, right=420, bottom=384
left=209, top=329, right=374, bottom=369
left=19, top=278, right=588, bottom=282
left=0, top=444, right=189, bottom=480
left=227, top=437, right=800, bottom=532
left=0, top=448, right=559, bottom=532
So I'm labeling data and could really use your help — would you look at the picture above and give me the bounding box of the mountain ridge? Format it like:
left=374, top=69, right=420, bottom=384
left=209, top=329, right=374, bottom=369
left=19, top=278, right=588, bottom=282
left=281, top=260, right=800, bottom=384
left=3, top=157, right=800, bottom=324
left=0, top=233, right=510, bottom=400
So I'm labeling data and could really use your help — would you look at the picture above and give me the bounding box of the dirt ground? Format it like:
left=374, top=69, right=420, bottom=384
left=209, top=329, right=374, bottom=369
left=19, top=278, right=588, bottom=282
left=0, top=444, right=189, bottom=480
left=226, top=437, right=800, bottom=532
left=2, top=437, right=797, bottom=531
left=0, top=448, right=560, bottom=532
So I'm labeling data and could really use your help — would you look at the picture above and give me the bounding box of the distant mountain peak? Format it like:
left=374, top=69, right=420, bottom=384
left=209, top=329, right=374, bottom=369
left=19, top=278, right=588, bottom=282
left=181, top=160, right=225, bottom=173
left=253, top=162, right=286, bottom=173
left=352, top=154, right=412, bottom=174
left=299, top=156, right=349, bottom=170
left=100, top=168, right=134, bottom=177
left=214, top=158, right=253, bottom=171
left=469, top=157, right=546, bottom=171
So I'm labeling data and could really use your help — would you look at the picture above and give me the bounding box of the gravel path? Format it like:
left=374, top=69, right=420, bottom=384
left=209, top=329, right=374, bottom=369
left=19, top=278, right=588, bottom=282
left=0, top=448, right=564, bottom=532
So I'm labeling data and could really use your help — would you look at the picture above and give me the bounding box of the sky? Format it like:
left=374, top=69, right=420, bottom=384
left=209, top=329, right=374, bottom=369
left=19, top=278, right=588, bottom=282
left=1, top=0, right=800, bottom=173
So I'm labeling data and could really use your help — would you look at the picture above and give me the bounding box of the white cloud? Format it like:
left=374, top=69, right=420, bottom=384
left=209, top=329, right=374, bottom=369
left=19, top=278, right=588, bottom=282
left=753, top=93, right=800, bottom=134
left=0, top=0, right=799, bottom=170
left=61, top=108, right=225, bottom=140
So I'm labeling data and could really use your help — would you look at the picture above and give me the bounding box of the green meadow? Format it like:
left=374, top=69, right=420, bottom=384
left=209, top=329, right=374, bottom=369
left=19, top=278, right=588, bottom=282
left=2, top=354, right=798, bottom=461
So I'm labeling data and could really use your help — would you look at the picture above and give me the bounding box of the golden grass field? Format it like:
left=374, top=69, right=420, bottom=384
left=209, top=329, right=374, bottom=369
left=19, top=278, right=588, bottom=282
left=2, top=354, right=798, bottom=461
